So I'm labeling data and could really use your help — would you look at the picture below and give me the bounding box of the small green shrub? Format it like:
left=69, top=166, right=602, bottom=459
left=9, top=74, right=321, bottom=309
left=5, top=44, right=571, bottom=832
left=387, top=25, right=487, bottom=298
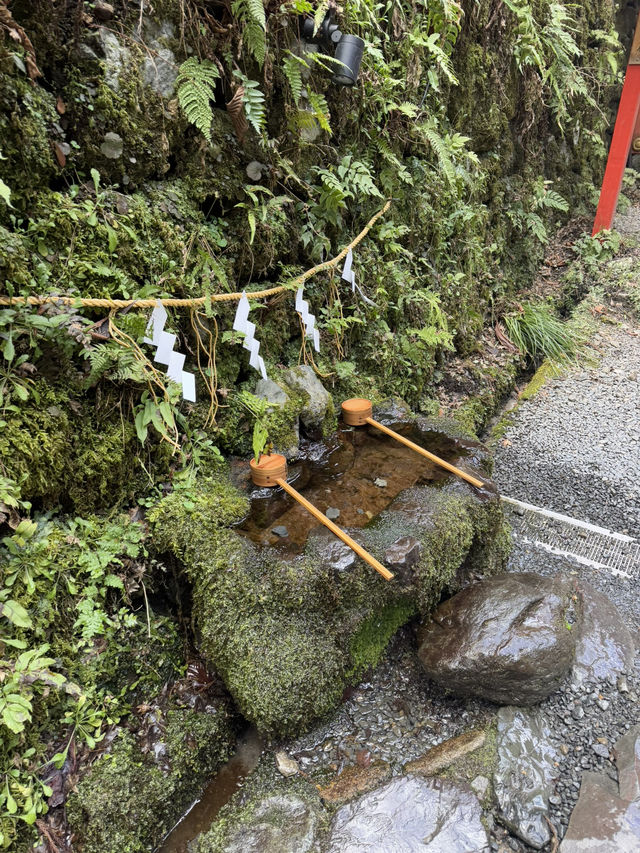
left=503, top=301, right=578, bottom=363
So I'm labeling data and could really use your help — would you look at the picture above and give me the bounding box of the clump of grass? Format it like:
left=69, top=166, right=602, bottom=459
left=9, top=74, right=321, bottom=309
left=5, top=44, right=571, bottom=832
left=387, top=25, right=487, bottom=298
left=503, top=301, right=578, bottom=364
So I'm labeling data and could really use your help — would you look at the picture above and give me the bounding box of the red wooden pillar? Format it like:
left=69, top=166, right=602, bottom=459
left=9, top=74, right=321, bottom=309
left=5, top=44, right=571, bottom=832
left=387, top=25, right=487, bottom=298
left=592, top=15, right=640, bottom=236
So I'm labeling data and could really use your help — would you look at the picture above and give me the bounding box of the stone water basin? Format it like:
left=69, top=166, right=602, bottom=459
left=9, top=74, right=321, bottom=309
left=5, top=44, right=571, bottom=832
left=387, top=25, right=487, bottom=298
left=238, top=413, right=494, bottom=551
left=191, top=411, right=508, bottom=741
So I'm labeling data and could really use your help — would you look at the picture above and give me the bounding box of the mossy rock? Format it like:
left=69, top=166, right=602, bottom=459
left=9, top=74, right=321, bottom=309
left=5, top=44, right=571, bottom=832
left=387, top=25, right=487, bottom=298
left=0, top=381, right=169, bottom=512
left=150, top=423, right=508, bottom=737
left=192, top=757, right=329, bottom=853
left=67, top=705, right=236, bottom=853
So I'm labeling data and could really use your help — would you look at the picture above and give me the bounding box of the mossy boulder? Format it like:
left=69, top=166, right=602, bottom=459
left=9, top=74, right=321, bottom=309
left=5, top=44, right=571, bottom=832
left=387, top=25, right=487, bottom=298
left=192, top=757, right=330, bottom=853
left=67, top=702, right=236, bottom=853
left=0, top=380, right=169, bottom=512
left=150, top=420, right=509, bottom=737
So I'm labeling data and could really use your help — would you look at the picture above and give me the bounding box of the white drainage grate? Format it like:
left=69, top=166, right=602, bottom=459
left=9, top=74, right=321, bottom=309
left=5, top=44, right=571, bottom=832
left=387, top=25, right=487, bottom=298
left=501, top=495, right=640, bottom=580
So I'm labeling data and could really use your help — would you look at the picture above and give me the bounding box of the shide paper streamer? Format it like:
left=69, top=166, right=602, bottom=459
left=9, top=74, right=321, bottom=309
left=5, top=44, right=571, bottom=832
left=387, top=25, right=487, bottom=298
left=295, top=287, right=320, bottom=352
left=232, top=292, right=268, bottom=381
left=342, top=249, right=378, bottom=308
left=143, top=301, right=197, bottom=401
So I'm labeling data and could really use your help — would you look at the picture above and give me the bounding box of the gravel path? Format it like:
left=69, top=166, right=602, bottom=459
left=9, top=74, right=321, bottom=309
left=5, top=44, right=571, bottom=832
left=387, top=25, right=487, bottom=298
left=493, top=322, right=640, bottom=539
left=491, top=224, right=640, bottom=848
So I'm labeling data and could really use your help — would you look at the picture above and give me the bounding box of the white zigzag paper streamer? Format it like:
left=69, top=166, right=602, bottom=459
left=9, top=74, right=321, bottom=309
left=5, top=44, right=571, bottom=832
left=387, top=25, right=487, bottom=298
left=341, top=249, right=378, bottom=308
left=232, top=293, right=268, bottom=381
left=295, top=287, right=320, bottom=352
left=143, top=300, right=197, bottom=402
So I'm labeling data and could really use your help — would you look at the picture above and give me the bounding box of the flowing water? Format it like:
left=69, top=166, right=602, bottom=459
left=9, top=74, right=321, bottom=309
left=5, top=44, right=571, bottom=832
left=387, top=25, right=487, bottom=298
left=157, top=727, right=264, bottom=853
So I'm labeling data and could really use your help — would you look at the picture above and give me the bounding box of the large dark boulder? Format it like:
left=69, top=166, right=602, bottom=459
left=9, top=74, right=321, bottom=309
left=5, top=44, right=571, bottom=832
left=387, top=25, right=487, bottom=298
left=417, top=573, right=575, bottom=705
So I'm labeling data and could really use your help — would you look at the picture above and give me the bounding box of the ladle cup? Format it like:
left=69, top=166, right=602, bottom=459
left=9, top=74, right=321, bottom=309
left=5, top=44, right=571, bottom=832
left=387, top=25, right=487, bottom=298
left=341, top=399, right=485, bottom=490
left=249, top=454, right=394, bottom=581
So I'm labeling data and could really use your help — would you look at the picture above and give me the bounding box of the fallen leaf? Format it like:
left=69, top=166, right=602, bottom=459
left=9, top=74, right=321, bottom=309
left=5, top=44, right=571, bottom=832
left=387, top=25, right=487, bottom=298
left=56, top=96, right=66, bottom=115
left=501, top=439, right=512, bottom=447
left=53, top=142, right=66, bottom=167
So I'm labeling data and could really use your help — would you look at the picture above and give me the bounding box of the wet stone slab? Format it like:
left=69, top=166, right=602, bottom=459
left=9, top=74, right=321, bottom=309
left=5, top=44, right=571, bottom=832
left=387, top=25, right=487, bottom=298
left=494, top=707, right=559, bottom=849
left=326, top=775, right=490, bottom=852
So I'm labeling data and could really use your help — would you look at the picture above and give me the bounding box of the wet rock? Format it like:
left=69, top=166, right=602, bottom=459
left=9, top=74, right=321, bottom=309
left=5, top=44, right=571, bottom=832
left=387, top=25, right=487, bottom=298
left=371, top=397, right=414, bottom=429
left=572, top=580, right=635, bottom=686
left=94, top=2, right=115, bottom=20
left=614, top=724, right=640, bottom=802
left=98, top=29, right=130, bottom=92
left=275, top=751, right=299, bottom=777
left=100, top=132, right=123, bottom=160
left=404, top=728, right=486, bottom=776
left=384, top=536, right=421, bottom=577
left=143, top=49, right=178, bottom=97
left=326, top=775, right=490, bottom=852
left=306, top=527, right=356, bottom=574
left=254, top=378, right=299, bottom=459
left=281, top=365, right=332, bottom=432
left=209, top=794, right=321, bottom=853
left=559, top=772, right=640, bottom=852
left=319, top=761, right=391, bottom=805
left=471, top=775, right=490, bottom=799
left=494, top=706, right=559, bottom=850
left=417, top=573, right=574, bottom=705
left=255, top=378, right=290, bottom=407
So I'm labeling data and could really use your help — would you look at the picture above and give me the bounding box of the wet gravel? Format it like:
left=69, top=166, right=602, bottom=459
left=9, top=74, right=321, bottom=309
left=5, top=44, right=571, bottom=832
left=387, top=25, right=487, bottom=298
left=286, top=629, right=494, bottom=776
left=493, top=322, right=640, bottom=539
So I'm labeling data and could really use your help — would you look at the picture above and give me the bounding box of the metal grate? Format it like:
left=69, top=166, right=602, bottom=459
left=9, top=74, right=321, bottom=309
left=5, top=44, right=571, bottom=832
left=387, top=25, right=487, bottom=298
left=501, top=496, right=640, bottom=580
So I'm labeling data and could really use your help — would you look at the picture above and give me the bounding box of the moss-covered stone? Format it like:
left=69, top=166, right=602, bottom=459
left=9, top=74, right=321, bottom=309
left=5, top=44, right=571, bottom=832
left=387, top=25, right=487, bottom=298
left=67, top=704, right=236, bottom=853
left=151, top=421, right=508, bottom=737
left=0, top=380, right=169, bottom=512
left=191, top=756, right=330, bottom=853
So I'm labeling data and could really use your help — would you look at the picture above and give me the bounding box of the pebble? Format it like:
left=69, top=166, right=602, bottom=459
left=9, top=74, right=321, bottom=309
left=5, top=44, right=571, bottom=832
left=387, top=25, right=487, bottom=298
left=272, top=525, right=289, bottom=537
left=374, top=478, right=388, bottom=488
left=275, top=751, right=299, bottom=777
left=326, top=507, right=340, bottom=520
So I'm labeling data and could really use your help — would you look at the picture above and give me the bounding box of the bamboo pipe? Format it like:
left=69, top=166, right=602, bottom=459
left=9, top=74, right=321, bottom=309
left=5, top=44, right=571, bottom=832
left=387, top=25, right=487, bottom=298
left=249, top=454, right=394, bottom=581
left=341, top=399, right=485, bottom=490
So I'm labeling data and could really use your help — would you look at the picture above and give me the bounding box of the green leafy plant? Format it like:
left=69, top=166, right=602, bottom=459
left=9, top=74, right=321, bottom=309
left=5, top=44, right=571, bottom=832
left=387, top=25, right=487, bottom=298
left=177, top=58, right=221, bottom=141
left=233, top=71, right=266, bottom=135
left=231, top=0, right=267, bottom=66
left=503, top=301, right=578, bottom=363
left=238, top=390, right=272, bottom=462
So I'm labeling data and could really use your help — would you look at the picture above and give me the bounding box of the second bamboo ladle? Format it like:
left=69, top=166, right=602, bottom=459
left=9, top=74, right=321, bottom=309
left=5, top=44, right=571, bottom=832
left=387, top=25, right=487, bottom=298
left=341, top=398, right=484, bottom=490
left=249, top=453, right=394, bottom=581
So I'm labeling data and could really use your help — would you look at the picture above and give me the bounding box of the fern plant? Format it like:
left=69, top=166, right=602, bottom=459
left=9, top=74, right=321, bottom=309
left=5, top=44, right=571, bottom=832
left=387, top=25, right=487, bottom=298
left=231, top=0, right=267, bottom=66
left=233, top=71, right=266, bottom=134
left=176, top=57, right=220, bottom=141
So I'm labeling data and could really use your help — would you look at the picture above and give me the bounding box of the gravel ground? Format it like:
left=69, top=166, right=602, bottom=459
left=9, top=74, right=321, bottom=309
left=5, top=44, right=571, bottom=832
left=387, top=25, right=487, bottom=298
left=493, top=321, right=640, bottom=538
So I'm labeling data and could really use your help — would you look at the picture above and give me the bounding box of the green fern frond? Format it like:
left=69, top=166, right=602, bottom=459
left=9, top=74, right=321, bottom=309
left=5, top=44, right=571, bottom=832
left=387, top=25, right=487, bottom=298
left=307, top=91, right=331, bottom=133
left=176, top=57, right=220, bottom=141
left=421, top=119, right=457, bottom=187
left=313, top=0, right=330, bottom=35
left=232, top=0, right=267, bottom=66
left=234, top=71, right=266, bottom=134
left=283, top=52, right=305, bottom=105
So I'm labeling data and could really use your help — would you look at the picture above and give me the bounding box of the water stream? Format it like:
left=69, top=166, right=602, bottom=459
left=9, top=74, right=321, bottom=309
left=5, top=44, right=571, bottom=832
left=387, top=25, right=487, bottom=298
left=157, top=727, right=264, bottom=853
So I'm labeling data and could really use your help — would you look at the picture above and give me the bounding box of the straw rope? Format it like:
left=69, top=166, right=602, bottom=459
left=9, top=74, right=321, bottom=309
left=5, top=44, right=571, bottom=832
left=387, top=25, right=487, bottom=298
left=0, top=200, right=392, bottom=309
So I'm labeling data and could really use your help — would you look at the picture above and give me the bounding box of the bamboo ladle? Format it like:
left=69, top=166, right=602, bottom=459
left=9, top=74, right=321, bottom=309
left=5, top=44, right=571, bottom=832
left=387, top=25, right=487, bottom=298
left=249, top=453, right=394, bottom=581
left=341, top=399, right=485, bottom=490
